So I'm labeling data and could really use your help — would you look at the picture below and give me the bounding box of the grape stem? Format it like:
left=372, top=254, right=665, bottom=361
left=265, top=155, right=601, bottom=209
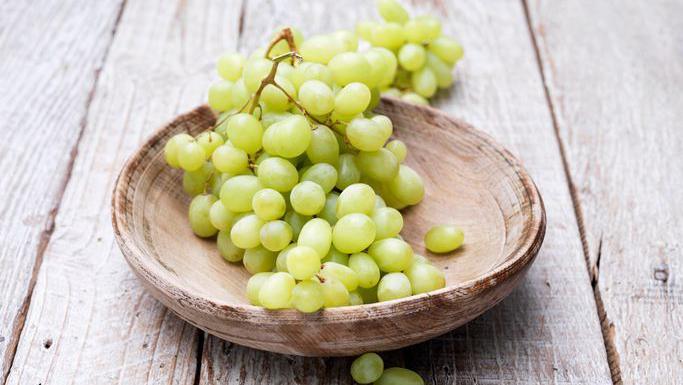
left=265, top=28, right=298, bottom=63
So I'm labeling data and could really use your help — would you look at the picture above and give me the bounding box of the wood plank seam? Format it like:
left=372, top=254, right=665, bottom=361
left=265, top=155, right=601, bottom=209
left=519, top=0, right=622, bottom=383
left=0, top=1, right=129, bottom=383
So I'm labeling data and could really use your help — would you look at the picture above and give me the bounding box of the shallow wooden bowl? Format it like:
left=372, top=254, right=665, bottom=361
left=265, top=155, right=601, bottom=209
left=112, top=98, right=545, bottom=357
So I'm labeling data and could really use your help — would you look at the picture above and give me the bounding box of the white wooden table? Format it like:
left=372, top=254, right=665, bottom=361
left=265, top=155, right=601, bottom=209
left=1, top=0, right=681, bottom=383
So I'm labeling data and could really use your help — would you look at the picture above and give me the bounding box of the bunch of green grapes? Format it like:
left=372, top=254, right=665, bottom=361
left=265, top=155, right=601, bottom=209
left=356, top=0, right=464, bottom=105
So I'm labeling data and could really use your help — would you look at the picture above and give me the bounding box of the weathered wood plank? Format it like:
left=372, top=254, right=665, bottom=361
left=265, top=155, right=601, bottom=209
left=200, top=1, right=612, bottom=384
left=4, top=0, right=242, bottom=384
left=0, top=0, right=125, bottom=381
left=526, top=0, right=683, bottom=383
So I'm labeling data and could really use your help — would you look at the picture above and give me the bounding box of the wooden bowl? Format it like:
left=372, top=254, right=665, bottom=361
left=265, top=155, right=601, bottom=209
left=112, top=98, right=545, bottom=357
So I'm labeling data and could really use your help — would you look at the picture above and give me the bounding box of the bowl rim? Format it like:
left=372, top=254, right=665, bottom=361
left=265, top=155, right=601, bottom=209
left=111, top=98, right=546, bottom=324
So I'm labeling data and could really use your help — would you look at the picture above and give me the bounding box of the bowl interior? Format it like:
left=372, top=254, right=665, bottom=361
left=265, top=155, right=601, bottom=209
left=121, top=100, right=538, bottom=307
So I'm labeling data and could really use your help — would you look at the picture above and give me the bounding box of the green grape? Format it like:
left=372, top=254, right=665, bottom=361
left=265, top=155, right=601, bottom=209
left=217, top=52, right=245, bottom=81
left=188, top=194, right=218, bottom=237
left=375, top=368, right=424, bottom=385
left=400, top=92, right=429, bottom=105
left=424, top=225, right=464, bottom=253
left=322, top=246, right=349, bottom=265
left=334, top=82, right=371, bottom=116
left=411, top=253, right=431, bottom=265
left=275, top=243, right=296, bottom=272
left=376, top=0, right=409, bottom=24
left=357, top=286, right=378, bottom=303
left=336, top=183, right=376, bottom=217
left=209, top=200, right=235, bottom=231
left=428, top=36, right=464, bottom=65
left=333, top=30, right=359, bottom=52
left=230, top=214, right=265, bottom=249
left=368, top=238, right=413, bottom=272
left=320, top=262, right=359, bottom=291
left=262, top=115, right=311, bottom=158
left=217, top=230, right=244, bottom=262
left=164, top=133, right=194, bottom=168
left=336, top=214, right=377, bottom=252
left=336, top=154, right=361, bottom=190
left=371, top=207, right=403, bottom=240
left=257, top=157, right=299, bottom=192
left=377, top=273, right=412, bottom=302
left=246, top=272, right=274, bottom=306
left=261, top=75, right=297, bottom=112
left=318, top=192, right=340, bottom=225
left=208, top=80, right=234, bottom=112
left=350, top=352, right=384, bottom=384
left=284, top=210, right=311, bottom=240
left=328, top=52, right=372, bottom=86
left=388, top=165, right=424, bottom=205
left=385, top=139, right=407, bottom=162
left=405, top=262, right=446, bottom=294
left=259, top=220, right=293, bottom=251
left=290, top=62, right=334, bottom=89
left=231, top=79, right=250, bottom=108
left=301, top=163, right=337, bottom=193
left=220, top=175, right=263, bottom=212
left=368, top=86, right=382, bottom=111
left=415, top=15, right=441, bottom=42
left=411, top=67, right=437, bottom=97
left=299, top=34, right=343, bottom=64
left=356, top=21, right=377, bottom=41
left=258, top=272, right=295, bottom=309
left=297, top=217, right=332, bottom=258
left=212, top=144, right=249, bottom=173
left=374, top=195, right=387, bottom=209
left=183, top=161, right=213, bottom=196
left=348, top=290, right=364, bottom=305
left=346, top=117, right=391, bottom=152
left=371, top=22, right=405, bottom=50
left=319, top=275, right=350, bottom=307
left=286, top=245, right=321, bottom=280
left=380, top=184, right=408, bottom=210
left=298, top=80, right=335, bottom=115
left=398, top=43, right=427, bottom=71
left=243, top=58, right=273, bottom=92
left=268, top=25, right=304, bottom=57
left=307, top=125, right=339, bottom=165
left=252, top=188, right=286, bottom=220
left=209, top=172, right=231, bottom=197
left=426, top=52, right=453, bottom=88
left=366, top=48, right=398, bottom=87
left=290, top=279, right=325, bottom=313
left=348, top=253, right=381, bottom=288
left=356, top=148, right=399, bottom=182
left=290, top=181, right=326, bottom=215
left=226, top=113, right=263, bottom=154
left=403, top=19, right=429, bottom=44
left=178, top=141, right=207, bottom=171
left=243, top=245, right=277, bottom=274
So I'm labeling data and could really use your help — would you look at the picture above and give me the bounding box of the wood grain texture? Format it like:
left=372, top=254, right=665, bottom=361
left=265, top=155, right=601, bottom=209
left=200, top=0, right=613, bottom=383
left=0, top=0, right=125, bottom=381
left=526, top=0, right=683, bottom=383
left=4, top=0, right=242, bottom=384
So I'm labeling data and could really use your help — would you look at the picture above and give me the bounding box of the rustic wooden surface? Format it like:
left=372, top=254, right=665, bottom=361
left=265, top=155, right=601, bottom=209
left=0, top=0, right=679, bottom=384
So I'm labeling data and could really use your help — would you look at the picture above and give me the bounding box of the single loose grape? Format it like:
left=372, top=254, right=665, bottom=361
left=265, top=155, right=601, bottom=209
left=246, top=272, right=274, bottom=306
left=260, top=220, right=293, bottom=251
left=208, top=80, right=233, bottom=112
left=290, top=181, right=326, bottom=215
left=188, top=194, right=218, bottom=237
left=259, top=272, right=295, bottom=309
left=297, top=217, right=332, bottom=259
left=368, top=238, right=413, bottom=272
left=376, top=0, right=409, bottom=24
left=424, top=225, right=464, bottom=253
left=178, top=141, right=207, bottom=171
left=375, top=367, right=424, bottom=385
left=290, top=280, right=325, bottom=313
left=209, top=200, right=235, bottom=231
left=336, top=154, right=361, bottom=190
left=216, top=52, right=245, bottom=81
left=428, top=36, right=464, bottom=65
left=388, top=165, right=424, bottom=205
left=298, top=80, right=335, bottom=115
left=220, top=175, right=263, bottom=212
left=319, top=275, right=350, bottom=307
left=322, top=247, right=349, bottom=265
left=286, top=245, right=321, bottom=280
left=284, top=210, right=311, bottom=240
left=328, top=52, right=372, bottom=86
left=348, top=253, right=381, bottom=288
left=336, top=183, right=376, bottom=217
left=355, top=149, right=399, bottom=182
left=243, top=245, right=277, bottom=274
left=301, top=163, right=338, bottom=193
left=217, top=230, right=244, bottom=262
left=371, top=207, right=403, bottom=240
left=334, top=82, right=372, bottom=116
left=226, top=113, right=263, bottom=154
left=405, top=262, right=446, bottom=294
left=377, top=273, right=412, bottom=302
left=320, top=262, right=359, bottom=291
left=332, top=213, right=376, bottom=254
left=164, top=133, right=194, bottom=168
left=398, top=43, right=427, bottom=71
left=212, top=144, right=249, bottom=174
left=385, top=139, right=407, bottom=162
left=307, top=125, right=339, bottom=165
left=350, top=352, right=384, bottom=384
left=230, top=214, right=265, bottom=249
left=257, top=157, right=299, bottom=192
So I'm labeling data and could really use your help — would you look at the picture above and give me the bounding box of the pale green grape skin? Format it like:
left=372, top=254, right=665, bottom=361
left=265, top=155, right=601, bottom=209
left=355, top=149, right=399, bottom=182
left=290, top=181, right=326, bottom=215
left=346, top=118, right=390, bottom=152
left=319, top=275, right=350, bottom=307
left=348, top=253, right=381, bottom=288
left=320, top=262, right=359, bottom=291
left=217, top=230, right=244, bottom=262
left=261, top=111, right=293, bottom=128
left=333, top=30, right=359, bottom=52
left=217, top=52, right=245, bottom=81
left=371, top=207, right=403, bottom=240
left=398, top=43, right=427, bottom=71
left=377, top=273, right=412, bottom=302
left=332, top=213, right=376, bottom=254
left=252, top=188, right=286, bottom=220
left=183, top=161, right=213, bottom=196
left=220, top=175, right=263, bottom=212
left=374, top=367, right=424, bottom=385
left=356, top=21, right=377, bottom=41
left=369, top=238, right=414, bottom=272
left=243, top=58, right=273, bottom=92
left=262, top=115, right=311, bottom=158
left=416, top=15, right=442, bottom=42
left=246, top=272, right=274, bottom=306
left=286, top=245, right=321, bottom=280
left=301, top=163, right=337, bottom=193
left=258, top=272, right=295, bottom=309
left=178, top=141, right=207, bottom=171
left=428, top=36, right=464, bottom=65
left=425, top=225, right=464, bottom=253
left=411, top=67, right=438, bottom=98
left=371, top=22, right=405, bottom=50
left=208, top=80, right=234, bottom=112
left=328, top=52, right=372, bottom=86
left=350, top=352, right=384, bottom=384
left=276, top=243, right=296, bottom=272
left=297, top=217, right=332, bottom=258
left=259, top=220, right=293, bottom=251
left=400, top=92, right=429, bottom=106
left=322, top=246, right=349, bottom=265
left=284, top=210, right=311, bottom=240
left=426, top=52, right=453, bottom=88
left=412, top=253, right=431, bottom=265
left=212, top=144, right=249, bottom=174
left=257, top=157, right=299, bottom=192
left=230, top=214, right=265, bottom=249
left=336, top=154, right=361, bottom=190
left=348, top=291, right=364, bottom=305
left=334, top=82, right=372, bottom=116
left=189, top=194, right=218, bottom=237
left=231, top=79, right=250, bottom=108
left=374, top=195, right=387, bottom=209
left=405, top=262, right=446, bottom=294
left=336, top=183, right=376, bottom=217
left=318, top=192, right=340, bottom=225
left=209, top=200, right=235, bottom=231
left=226, top=113, right=263, bottom=154
left=164, top=133, right=194, bottom=168
left=298, top=80, right=335, bottom=115
left=299, top=34, right=343, bottom=64
left=243, top=245, right=277, bottom=274
left=209, top=172, right=231, bottom=197
left=290, top=280, right=325, bottom=313
left=388, top=165, right=425, bottom=205
left=370, top=48, right=398, bottom=87
left=403, top=19, right=429, bottom=44
left=261, top=75, right=297, bottom=112
left=385, top=139, right=407, bottom=162
left=290, top=62, right=334, bottom=89
left=307, top=125, right=339, bottom=165
left=357, top=286, right=378, bottom=304
left=376, top=0, right=409, bottom=24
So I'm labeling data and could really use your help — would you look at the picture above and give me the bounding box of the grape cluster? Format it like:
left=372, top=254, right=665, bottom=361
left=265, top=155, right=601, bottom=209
left=357, top=0, right=464, bottom=105
left=351, top=352, right=424, bottom=385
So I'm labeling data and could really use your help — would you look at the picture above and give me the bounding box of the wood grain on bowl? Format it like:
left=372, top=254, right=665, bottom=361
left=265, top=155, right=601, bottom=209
left=111, top=98, right=546, bottom=356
